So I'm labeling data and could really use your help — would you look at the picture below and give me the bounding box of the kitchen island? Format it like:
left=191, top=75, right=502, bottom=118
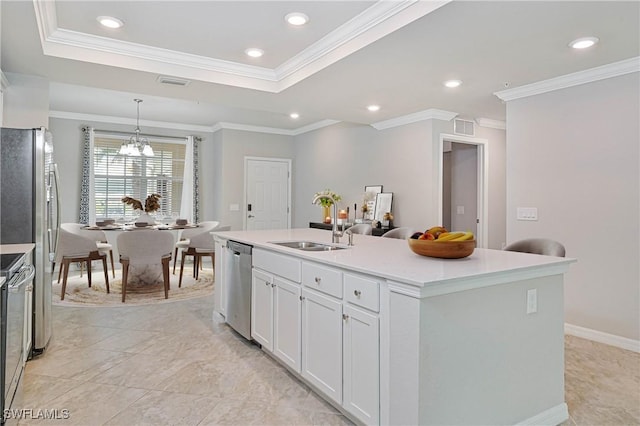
left=212, top=228, right=575, bottom=426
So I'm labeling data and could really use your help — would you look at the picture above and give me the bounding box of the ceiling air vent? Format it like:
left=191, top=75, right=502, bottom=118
left=454, top=119, right=475, bottom=136
left=157, top=76, right=191, bottom=87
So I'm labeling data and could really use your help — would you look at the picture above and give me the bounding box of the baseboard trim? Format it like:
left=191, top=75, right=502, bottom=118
left=565, top=323, right=640, bottom=353
left=516, top=403, right=568, bottom=426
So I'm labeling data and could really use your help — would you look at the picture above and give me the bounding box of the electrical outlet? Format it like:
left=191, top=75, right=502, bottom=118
left=527, top=289, right=537, bottom=314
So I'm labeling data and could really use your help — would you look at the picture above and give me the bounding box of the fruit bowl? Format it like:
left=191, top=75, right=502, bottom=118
left=408, top=238, right=476, bottom=259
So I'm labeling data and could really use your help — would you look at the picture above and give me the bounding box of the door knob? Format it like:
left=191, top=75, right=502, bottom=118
left=248, top=214, right=255, bottom=218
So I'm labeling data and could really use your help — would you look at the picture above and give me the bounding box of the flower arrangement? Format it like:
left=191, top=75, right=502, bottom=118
left=313, top=189, right=342, bottom=207
left=121, top=194, right=162, bottom=213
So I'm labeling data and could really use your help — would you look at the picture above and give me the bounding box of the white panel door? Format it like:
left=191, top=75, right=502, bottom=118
left=301, top=288, right=343, bottom=404
left=273, top=276, right=302, bottom=372
left=246, top=158, right=290, bottom=231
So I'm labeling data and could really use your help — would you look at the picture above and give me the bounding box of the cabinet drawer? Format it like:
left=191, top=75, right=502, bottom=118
left=302, top=262, right=342, bottom=298
left=344, top=273, right=380, bottom=312
left=253, top=249, right=301, bottom=283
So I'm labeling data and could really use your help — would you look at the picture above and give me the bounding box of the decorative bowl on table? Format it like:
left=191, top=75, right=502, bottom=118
left=134, top=222, right=148, bottom=228
left=408, top=238, right=476, bottom=259
left=176, top=219, right=188, bottom=226
left=95, top=221, right=106, bottom=227
left=103, top=218, right=116, bottom=225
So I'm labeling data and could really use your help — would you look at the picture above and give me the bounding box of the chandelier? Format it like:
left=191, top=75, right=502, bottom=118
left=118, top=99, right=154, bottom=156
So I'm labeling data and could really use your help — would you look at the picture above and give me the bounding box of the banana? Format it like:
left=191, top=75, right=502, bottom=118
left=451, top=231, right=475, bottom=241
left=426, top=226, right=447, bottom=234
left=435, top=232, right=466, bottom=242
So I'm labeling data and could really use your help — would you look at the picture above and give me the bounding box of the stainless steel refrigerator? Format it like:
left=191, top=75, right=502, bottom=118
left=0, top=127, right=60, bottom=355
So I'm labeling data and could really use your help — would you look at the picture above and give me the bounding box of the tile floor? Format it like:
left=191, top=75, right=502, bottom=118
left=19, top=293, right=640, bottom=425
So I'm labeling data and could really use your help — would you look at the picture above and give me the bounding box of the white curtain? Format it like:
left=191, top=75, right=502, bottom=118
left=180, top=136, right=195, bottom=223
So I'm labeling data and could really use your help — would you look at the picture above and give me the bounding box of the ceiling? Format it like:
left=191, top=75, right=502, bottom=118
left=1, top=1, right=639, bottom=132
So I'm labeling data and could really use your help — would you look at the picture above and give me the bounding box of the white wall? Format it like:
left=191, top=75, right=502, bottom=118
left=505, top=72, right=640, bottom=341
left=48, top=117, right=215, bottom=224
left=3, top=72, right=49, bottom=128
left=214, top=129, right=295, bottom=231
left=292, top=119, right=506, bottom=248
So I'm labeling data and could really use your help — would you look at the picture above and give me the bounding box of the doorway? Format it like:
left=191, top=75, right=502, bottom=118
left=244, top=157, right=291, bottom=231
left=438, top=134, right=488, bottom=248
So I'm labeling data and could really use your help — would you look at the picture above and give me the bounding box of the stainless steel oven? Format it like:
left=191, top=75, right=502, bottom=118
left=1, top=253, right=35, bottom=425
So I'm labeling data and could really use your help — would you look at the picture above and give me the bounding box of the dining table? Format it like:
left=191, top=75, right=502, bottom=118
left=83, top=222, right=200, bottom=284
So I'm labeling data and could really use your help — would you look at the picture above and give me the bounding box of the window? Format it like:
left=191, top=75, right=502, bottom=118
left=93, top=135, right=186, bottom=220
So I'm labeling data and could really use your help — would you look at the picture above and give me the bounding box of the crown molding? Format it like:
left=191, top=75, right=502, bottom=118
left=494, top=56, right=640, bottom=102
left=33, top=0, right=449, bottom=93
left=475, top=118, right=506, bottom=130
left=292, top=119, right=341, bottom=136
left=276, top=0, right=450, bottom=88
left=371, top=108, right=458, bottom=130
left=49, top=110, right=213, bottom=133
left=50, top=109, right=337, bottom=136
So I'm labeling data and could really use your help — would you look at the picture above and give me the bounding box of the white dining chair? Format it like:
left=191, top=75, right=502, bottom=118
left=346, top=224, right=373, bottom=235
left=503, top=238, right=566, bottom=257
left=57, top=223, right=115, bottom=281
left=117, top=231, right=174, bottom=303
left=381, top=227, right=414, bottom=239
left=56, top=227, right=110, bottom=301
left=178, top=223, right=228, bottom=288
left=173, top=221, right=220, bottom=274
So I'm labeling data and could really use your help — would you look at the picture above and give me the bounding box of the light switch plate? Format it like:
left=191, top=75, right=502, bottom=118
left=517, top=207, right=538, bottom=221
left=457, top=205, right=465, bottom=215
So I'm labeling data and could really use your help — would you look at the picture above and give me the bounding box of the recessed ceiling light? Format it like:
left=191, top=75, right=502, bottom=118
left=245, top=48, right=264, bottom=58
left=285, top=12, right=309, bottom=26
left=97, top=16, right=124, bottom=29
left=444, top=80, right=462, bottom=88
left=290, top=113, right=300, bottom=119
left=569, top=36, right=599, bottom=49
left=367, top=105, right=380, bottom=112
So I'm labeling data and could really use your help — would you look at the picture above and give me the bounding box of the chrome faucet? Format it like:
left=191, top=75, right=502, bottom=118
left=312, top=194, right=343, bottom=243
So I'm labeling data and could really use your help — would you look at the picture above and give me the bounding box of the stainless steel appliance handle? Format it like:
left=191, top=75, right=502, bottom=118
left=51, top=163, right=61, bottom=257
left=9, top=264, right=35, bottom=292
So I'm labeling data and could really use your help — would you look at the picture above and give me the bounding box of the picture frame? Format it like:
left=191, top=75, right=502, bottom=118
left=374, top=192, right=393, bottom=223
left=363, top=185, right=383, bottom=221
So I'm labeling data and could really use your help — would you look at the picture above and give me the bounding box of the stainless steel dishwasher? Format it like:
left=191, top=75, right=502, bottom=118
left=225, top=240, right=253, bottom=340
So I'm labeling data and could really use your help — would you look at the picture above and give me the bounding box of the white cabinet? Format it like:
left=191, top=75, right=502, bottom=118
left=301, top=287, right=343, bottom=404
left=273, top=277, right=301, bottom=371
left=343, top=304, right=379, bottom=425
left=251, top=267, right=302, bottom=372
left=251, top=269, right=274, bottom=349
left=213, top=239, right=227, bottom=316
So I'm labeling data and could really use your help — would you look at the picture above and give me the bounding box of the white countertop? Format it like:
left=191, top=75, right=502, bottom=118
left=213, top=228, right=575, bottom=294
left=0, top=243, right=35, bottom=254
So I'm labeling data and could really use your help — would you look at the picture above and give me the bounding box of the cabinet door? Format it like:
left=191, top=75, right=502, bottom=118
left=273, top=277, right=301, bottom=372
left=301, top=288, right=343, bottom=404
left=251, top=269, right=273, bottom=351
left=343, top=305, right=380, bottom=425
left=214, top=241, right=226, bottom=316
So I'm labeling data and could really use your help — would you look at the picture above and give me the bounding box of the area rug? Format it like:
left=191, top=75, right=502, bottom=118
left=52, top=266, right=214, bottom=307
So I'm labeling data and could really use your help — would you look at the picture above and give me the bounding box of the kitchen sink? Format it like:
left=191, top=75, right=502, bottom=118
left=269, top=241, right=347, bottom=251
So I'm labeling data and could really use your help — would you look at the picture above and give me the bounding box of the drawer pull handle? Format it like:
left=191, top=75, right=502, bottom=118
left=354, top=290, right=361, bottom=297
left=342, top=313, right=349, bottom=321
left=314, top=277, right=321, bottom=284
left=271, top=283, right=275, bottom=288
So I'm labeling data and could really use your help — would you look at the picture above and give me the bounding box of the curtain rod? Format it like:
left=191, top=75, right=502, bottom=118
left=92, top=129, right=189, bottom=141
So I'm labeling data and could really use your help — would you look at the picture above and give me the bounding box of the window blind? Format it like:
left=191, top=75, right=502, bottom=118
left=93, top=136, right=186, bottom=220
